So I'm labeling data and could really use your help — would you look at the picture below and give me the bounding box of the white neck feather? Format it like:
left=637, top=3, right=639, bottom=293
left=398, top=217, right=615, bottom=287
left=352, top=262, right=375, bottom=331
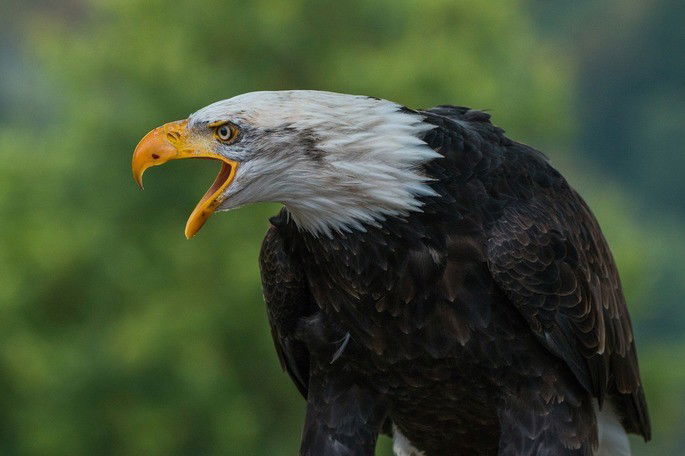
left=273, top=93, right=441, bottom=237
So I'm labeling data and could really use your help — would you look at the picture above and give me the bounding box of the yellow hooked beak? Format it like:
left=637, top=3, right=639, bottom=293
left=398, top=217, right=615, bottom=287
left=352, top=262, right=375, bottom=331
left=132, top=120, right=238, bottom=239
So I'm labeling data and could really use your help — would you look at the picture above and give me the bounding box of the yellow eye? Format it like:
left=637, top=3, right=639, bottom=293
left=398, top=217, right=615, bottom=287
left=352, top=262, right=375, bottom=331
left=215, top=124, right=236, bottom=142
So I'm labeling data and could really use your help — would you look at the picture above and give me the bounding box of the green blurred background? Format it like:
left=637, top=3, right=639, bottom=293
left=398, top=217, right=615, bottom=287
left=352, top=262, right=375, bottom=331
left=1, top=0, right=683, bottom=454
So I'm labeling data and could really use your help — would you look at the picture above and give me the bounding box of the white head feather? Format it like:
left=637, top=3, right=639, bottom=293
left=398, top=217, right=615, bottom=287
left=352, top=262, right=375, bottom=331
left=188, top=90, right=441, bottom=237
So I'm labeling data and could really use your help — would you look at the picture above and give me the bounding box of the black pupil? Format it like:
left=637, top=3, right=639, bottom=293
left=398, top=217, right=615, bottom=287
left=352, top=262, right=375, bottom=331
left=220, top=127, right=229, bottom=138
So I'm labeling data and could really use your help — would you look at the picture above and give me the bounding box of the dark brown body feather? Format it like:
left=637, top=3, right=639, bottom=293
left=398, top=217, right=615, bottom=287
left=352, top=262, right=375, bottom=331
left=259, top=105, right=650, bottom=455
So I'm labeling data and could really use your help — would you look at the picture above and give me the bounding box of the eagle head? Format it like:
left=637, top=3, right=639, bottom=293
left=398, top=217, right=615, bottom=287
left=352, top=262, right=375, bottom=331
left=132, top=90, right=439, bottom=238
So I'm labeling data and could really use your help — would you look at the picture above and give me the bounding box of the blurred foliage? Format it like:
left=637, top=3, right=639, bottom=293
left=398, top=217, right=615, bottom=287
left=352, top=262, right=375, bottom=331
left=0, top=0, right=682, bottom=454
left=532, top=0, right=685, bottom=215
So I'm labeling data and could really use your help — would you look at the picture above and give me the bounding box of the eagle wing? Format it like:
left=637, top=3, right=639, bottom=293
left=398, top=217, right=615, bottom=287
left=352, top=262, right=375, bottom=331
left=259, top=223, right=314, bottom=398
left=261, top=222, right=391, bottom=454
left=485, top=171, right=651, bottom=439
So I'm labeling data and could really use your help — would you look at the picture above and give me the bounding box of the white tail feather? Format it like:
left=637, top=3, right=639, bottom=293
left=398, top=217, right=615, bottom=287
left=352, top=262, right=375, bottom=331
left=392, top=425, right=426, bottom=456
left=596, top=400, right=631, bottom=456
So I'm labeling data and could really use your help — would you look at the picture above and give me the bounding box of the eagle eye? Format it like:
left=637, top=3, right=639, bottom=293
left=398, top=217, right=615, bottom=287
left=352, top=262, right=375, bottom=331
left=214, top=123, right=237, bottom=143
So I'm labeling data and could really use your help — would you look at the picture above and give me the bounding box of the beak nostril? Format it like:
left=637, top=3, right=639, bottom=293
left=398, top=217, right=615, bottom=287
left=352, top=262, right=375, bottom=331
left=151, top=153, right=160, bottom=160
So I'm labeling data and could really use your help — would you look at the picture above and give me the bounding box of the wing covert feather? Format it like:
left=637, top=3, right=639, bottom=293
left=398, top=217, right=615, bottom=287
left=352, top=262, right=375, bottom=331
left=486, top=182, right=650, bottom=439
left=259, top=225, right=314, bottom=398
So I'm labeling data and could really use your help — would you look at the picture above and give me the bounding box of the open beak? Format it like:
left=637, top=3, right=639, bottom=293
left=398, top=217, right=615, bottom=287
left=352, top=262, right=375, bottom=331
left=132, top=119, right=238, bottom=238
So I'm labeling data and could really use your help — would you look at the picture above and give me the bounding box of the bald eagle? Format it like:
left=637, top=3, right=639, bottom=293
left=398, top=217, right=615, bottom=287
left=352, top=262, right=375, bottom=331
left=132, top=91, right=650, bottom=455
